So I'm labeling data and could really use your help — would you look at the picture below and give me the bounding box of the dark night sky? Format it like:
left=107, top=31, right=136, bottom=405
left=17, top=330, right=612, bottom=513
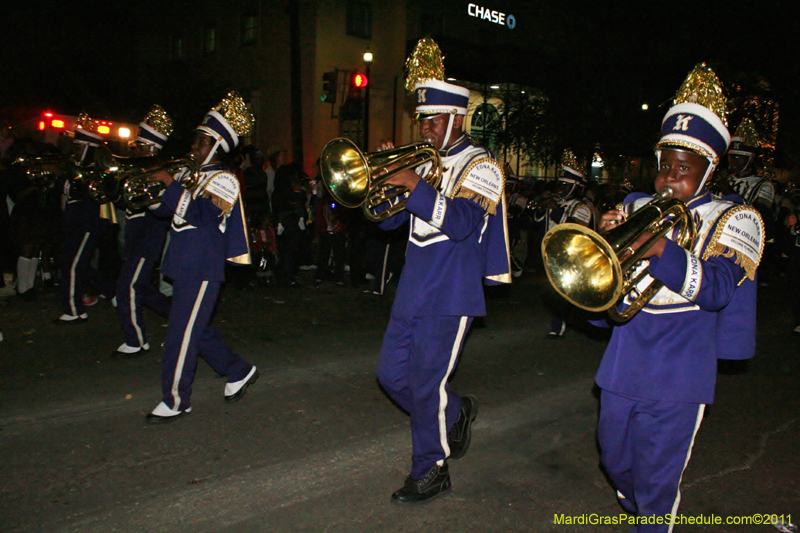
left=3, top=1, right=799, bottom=164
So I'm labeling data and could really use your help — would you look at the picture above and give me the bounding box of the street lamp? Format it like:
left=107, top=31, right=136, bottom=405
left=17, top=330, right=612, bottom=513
left=363, top=48, right=372, bottom=150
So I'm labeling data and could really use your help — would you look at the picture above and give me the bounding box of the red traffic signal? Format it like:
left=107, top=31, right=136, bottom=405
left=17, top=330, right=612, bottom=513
left=352, top=72, right=368, bottom=89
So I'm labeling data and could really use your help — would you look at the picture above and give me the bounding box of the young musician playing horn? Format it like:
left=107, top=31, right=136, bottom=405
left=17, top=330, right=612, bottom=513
left=369, top=45, right=512, bottom=502
left=144, top=93, right=258, bottom=423
left=594, top=64, right=764, bottom=532
left=112, top=105, right=173, bottom=357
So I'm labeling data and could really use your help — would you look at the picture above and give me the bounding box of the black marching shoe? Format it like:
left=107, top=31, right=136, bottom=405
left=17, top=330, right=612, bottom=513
left=391, top=464, right=452, bottom=504
left=145, top=402, right=192, bottom=424
left=448, top=395, right=478, bottom=460
left=224, top=366, right=259, bottom=402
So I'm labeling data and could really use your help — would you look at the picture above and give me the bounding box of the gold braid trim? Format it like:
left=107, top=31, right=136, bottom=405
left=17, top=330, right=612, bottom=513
left=450, top=156, right=505, bottom=215
left=702, top=205, right=764, bottom=284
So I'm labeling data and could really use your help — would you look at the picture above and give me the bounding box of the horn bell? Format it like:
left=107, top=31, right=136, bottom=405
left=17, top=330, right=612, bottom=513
left=319, top=138, right=370, bottom=209
left=319, top=138, right=442, bottom=222
left=541, top=223, right=623, bottom=313
left=541, top=188, right=695, bottom=322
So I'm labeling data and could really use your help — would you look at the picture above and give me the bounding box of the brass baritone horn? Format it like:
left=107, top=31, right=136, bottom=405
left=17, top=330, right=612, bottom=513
left=89, top=145, right=199, bottom=209
left=122, top=158, right=199, bottom=209
left=540, top=188, right=696, bottom=322
left=12, top=154, right=80, bottom=187
left=319, top=138, right=442, bottom=222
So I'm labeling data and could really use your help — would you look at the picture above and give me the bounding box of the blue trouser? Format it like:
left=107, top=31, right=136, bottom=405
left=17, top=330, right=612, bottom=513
left=377, top=314, right=472, bottom=479
left=116, top=255, right=171, bottom=347
left=161, top=277, right=253, bottom=411
left=598, top=390, right=705, bottom=533
left=60, top=228, right=114, bottom=316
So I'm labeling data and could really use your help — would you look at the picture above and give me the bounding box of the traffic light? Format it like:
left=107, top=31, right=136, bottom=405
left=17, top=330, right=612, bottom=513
left=348, top=71, right=368, bottom=99
left=321, top=71, right=337, bottom=103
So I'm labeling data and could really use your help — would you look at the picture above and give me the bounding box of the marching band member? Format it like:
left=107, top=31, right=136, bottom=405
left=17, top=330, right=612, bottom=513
left=723, top=118, right=776, bottom=285
left=594, top=64, right=764, bottom=532
left=532, top=149, right=596, bottom=337
left=145, top=92, right=258, bottom=423
left=725, top=118, right=774, bottom=210
left=55, top=113, right=116, bottom=323
left=372, top=39, right=511, bottom=503
left=112, top=105, right=173, bottom=356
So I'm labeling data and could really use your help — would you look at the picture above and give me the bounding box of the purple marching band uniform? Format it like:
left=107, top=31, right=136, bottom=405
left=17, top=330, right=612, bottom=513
left=115, top=106, right=173, bottom=354
left=596, top=190, right=763, bottom=530
left=593, top=65, right=765, bottom=532
left=115, top=204, right=171, bottom=349
left=152, top=162, right=254, bottom=413
left=376, top=132, right=512, bottom=481
left=147, top=92, right=257, bottom=421
left=57, top=116, right=115, bottom=322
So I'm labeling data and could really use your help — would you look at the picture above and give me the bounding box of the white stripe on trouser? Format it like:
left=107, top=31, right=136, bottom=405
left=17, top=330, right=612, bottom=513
left=667, top=404, right=706, bottom=533
left=129, top=258, right=146, bottom=346
left=437, top=316, right=469, bottom=463
left=69, top=233, right=91, bottom=316
left=170, top=281, right=208, bottom=411
left=379, top=244, right=390, bottom=294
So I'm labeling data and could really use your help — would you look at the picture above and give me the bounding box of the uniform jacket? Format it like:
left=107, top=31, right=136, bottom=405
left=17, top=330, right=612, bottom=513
left=730, top=174, right=774, bottom=207
left=378, top=136, right=511, bottom=317
left=156, top=162, right=250, bottom=281
left=595, top=190, right=764, bottom=404
left=535, top=196, right=595, bottom=230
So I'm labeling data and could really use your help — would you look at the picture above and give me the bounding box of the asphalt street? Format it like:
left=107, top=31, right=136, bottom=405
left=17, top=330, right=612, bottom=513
left=0, top=268, right=798, bottom=533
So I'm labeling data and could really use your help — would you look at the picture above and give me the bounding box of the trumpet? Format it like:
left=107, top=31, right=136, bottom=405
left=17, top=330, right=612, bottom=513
left=541, top=188, right=695, bottom=322
left=319, top=138, right=442, bottom=222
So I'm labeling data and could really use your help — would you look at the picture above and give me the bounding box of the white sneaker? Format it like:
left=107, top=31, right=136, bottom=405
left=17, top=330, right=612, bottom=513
left=793, top=325, right=800, bottom=335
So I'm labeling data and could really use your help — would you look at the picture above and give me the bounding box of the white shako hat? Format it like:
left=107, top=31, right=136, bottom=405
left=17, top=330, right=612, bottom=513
left=655, top=63, right=731, bottom=192
left=196, top=91, right=254, bottom=155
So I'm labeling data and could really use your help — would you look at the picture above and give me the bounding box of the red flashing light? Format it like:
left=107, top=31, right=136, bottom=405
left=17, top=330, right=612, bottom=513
left=352, top=72, right=368, bottom=88
left=38, top=121, right=46, bottom=131
left=51, top=119, right=65, bottom=129
left=44, top=112, right=53, bottom=118
left=97, top=125, right=111, bottom=135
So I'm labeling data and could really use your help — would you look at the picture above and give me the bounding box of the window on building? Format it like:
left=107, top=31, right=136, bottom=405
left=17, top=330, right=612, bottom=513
left=470, top=103, right=502, bottom=153
left=204, top=25, right=217, bottom=54
left=241, top=13, right=257, bottom=45
left=346, top=0, right=372, bottom=39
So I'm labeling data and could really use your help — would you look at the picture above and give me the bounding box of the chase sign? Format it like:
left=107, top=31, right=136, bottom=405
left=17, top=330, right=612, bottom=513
left=467, top=3, right=516, bottom=29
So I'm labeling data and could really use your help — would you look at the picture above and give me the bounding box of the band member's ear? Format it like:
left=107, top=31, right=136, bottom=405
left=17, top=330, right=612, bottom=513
left=453, top=114, right=464, bottom=129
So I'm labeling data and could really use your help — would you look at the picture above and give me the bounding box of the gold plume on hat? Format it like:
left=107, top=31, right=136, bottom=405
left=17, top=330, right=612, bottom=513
left=561, top=148, right=586, bottom=177
left=734, top=118, right=760, bottom=148
left=75, top=112, right=98, bottom=132
left=211, top=91, right=255, bottom=137
left=405, top=37, right=446, bottom=92
left=673, top=63, right=728, bottom=127
left=143, top=104, right=174, bottom=137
